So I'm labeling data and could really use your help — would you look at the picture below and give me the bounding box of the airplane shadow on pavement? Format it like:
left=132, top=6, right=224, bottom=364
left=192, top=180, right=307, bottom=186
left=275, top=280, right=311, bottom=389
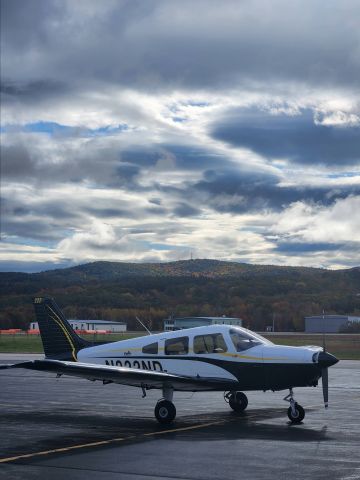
left=0, top=407, right=332, bottom=462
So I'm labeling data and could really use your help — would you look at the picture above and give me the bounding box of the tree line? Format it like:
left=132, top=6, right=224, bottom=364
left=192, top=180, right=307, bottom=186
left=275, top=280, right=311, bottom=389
left=1, top=261, right=359, bottom=331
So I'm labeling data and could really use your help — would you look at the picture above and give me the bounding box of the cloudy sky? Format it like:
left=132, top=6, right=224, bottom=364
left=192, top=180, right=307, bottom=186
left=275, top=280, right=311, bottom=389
left=1, top=0, right=359, bottom=272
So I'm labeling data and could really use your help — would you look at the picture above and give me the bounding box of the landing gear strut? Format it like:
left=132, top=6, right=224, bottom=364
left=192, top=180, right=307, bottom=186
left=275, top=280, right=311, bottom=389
left=224, top=391, right=248, bottom=412
left=284, top=388, right=305, bottom=423
left=155, top=386, right=176, bottom=424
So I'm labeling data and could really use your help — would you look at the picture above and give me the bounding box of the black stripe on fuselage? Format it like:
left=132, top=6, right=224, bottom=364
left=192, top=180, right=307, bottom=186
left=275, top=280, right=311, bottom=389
left=88, top=355, right=321, bottom=391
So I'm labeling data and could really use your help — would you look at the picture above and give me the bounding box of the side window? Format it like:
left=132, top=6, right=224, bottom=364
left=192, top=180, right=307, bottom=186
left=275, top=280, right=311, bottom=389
left=165, top=336, right=189, bottom=355
left=142, top=342, right=158, bottom=354
left=193, top=333, right=228, bottom=354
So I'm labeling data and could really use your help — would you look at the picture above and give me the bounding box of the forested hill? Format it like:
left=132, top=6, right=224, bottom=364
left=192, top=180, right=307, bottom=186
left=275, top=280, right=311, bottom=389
left=1, top=260, right=359, bottom=331
left=0, top=259, right=329, bottom=283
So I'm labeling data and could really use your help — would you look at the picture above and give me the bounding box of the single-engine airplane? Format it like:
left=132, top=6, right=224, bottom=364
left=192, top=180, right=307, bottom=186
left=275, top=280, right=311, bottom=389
left=1, top=297, right=338, bottom=424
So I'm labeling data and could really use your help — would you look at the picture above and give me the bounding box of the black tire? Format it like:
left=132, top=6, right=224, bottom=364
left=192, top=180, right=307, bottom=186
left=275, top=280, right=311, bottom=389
left=229, top=392, right=248, bottom=412
left=155, top=400, right=176, bottom=424
left=287, top=403, right=305, bottom=423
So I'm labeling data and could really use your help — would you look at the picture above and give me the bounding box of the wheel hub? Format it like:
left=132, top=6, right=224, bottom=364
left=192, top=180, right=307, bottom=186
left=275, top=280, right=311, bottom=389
left=159, top=407, right=168, bottom=418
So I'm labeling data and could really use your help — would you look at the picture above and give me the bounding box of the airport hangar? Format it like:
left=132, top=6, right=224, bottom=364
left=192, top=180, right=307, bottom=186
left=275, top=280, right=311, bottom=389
left=305, top=314, right=360, bottom=333
left=30, top=319, right=127, bottom=333
left=164, top=316, right=243, bottom=331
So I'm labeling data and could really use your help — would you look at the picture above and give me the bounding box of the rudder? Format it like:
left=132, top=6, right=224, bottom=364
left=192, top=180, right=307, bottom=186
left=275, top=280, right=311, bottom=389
left=33, top=297, right=91, bottom=360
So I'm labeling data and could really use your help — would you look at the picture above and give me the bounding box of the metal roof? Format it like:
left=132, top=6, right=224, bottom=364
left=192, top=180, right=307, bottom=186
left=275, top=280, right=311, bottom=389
left=68, top=319, right=126, bottom=325
left=173, top=316, right=241, bottom=321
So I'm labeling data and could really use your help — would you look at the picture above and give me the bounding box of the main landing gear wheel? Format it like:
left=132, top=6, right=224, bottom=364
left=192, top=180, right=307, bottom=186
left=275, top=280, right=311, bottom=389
left=155, top=399, right=176, bottom=424
left=287, top=403, right=305, bottom=423
left=225, top=391, right=248, bottom=412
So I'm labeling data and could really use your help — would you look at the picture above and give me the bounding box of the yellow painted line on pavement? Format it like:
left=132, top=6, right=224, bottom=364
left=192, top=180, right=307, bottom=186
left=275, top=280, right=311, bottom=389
left=1, top=405, right=327, bottom=464
left=0, top=419, right=225, bottom=464
left=0, top=439, right=126, bottom=464
left=143, top=419, right=225, bottom=437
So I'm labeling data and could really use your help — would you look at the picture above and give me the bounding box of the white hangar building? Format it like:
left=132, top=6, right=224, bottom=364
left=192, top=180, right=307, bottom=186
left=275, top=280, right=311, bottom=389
left=30, top=319, right=127, bottom=333
left=164, top=316, right=243, bottom=331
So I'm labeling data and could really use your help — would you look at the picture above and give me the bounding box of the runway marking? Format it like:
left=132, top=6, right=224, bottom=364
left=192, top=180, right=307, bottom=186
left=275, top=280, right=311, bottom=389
left=0, top=419, right=226, bottom=464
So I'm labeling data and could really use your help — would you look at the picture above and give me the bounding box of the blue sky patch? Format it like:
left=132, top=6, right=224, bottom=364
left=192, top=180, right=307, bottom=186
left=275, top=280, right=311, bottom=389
left=1, top=121, right=129, bottom=137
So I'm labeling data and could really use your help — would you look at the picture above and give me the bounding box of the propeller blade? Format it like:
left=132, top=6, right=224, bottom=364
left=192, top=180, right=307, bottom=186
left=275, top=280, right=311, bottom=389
left=322, top=367, right=329, bottom=408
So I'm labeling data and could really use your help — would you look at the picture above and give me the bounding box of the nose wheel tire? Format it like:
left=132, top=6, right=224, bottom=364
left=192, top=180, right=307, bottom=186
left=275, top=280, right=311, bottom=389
left=287, top=403, right=305, bottom=423
left=228, top=391, right=248, bottom=412
left=155, top=400, right=176, bottom=424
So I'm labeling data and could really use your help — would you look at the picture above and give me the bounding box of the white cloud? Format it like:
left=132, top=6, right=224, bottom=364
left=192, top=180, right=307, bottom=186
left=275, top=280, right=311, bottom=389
left=272, top=196, right=360, bottom=243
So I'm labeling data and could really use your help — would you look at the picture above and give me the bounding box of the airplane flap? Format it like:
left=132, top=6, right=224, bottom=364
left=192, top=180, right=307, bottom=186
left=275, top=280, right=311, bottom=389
left=12, top=359, right=238, bottom=392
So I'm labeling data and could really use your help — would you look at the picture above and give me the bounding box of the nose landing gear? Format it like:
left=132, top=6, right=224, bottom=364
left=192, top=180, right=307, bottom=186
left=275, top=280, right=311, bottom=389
left=284, top=388, right=305, bottom=423
left=224, top=391, right=248, bottom=412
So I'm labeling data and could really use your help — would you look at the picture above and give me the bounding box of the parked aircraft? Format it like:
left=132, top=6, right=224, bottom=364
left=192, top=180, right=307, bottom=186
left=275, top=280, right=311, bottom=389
left=1, top=297, right=338, bottom=424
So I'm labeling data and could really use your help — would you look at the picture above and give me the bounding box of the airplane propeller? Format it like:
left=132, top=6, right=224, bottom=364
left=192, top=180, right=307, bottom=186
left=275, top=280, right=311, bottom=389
left=321, top=309, right=329, bottom=409
left=318, top=350, right=338, bottom=409
left=322, top=364, right=329, bottom=408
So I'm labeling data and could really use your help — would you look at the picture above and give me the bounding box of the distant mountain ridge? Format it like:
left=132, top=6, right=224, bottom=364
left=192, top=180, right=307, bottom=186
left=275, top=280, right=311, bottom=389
left=0, top=259, right=359, bottom=331
left=18, top=259, right=332, bottom=280
left=2, top=259, right=359, bottom=281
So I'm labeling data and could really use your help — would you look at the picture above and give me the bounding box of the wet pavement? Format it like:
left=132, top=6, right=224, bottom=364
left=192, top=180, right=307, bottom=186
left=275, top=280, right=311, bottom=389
left=0, top=356, right=359, bottom=480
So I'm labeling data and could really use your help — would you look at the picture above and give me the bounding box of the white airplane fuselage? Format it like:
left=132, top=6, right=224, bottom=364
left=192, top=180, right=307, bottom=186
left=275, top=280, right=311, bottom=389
left=77, top=325, right=324, bottom=391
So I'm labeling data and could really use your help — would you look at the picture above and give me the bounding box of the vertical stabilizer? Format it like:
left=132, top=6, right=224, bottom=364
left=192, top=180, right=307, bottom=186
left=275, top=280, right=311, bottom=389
left=33, top=297, right=91, bottom=360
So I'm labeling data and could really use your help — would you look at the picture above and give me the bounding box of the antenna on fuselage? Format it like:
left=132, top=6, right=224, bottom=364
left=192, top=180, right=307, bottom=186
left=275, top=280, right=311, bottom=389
left=135, top=316, right=152, bottom=335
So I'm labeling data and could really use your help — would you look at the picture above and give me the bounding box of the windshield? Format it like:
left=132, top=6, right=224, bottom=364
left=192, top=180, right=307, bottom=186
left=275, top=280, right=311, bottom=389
left=230, top=327, right=272, bottom=352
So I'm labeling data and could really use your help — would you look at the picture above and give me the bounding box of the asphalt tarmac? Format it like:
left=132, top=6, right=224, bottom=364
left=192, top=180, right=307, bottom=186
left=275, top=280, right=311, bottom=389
left=0, top=355, right=359, bottom=480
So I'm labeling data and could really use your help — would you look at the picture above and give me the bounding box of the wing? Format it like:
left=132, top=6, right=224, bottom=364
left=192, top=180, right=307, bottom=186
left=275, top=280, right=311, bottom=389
left=2, top=359, right=238, bottom=392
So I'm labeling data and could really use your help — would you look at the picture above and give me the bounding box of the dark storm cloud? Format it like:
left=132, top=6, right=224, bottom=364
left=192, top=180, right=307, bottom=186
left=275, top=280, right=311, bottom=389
left=2, top=217, right=67, bottom=242
left=191, top=169, right=360, bottom=213
left=211, top=108, right=360, bottom=166
left=2, top=1, right=359, bottom=92
left=1, top=144, right=37, bottom=178
left=1, top=80, right=70, bottom=104
left=121, top=149, right=161, bottom=167
left=172, top=203, right=201, bottom=217
left=114, top=164, right=141, bottom=184
left=85, top=207, right=136, bottom=219
left=274, top=242, right=344, bottom=254
left=1, top=197, right=81, bottom=242
left=146, top=206, right=168, bottom=216
left=121, top=145, right=229, bottom=171
left=0, top=0, right=61, bottom=48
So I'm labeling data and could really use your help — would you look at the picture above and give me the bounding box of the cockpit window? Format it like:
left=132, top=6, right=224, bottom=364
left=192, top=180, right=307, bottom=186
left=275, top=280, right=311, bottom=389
left=165, top=336, right=189, bottom=355
left=142, top=342, right=158, bottom=354
left=194, top=333, right=228, bottom=354
left=230, top=328, right=263, bottom=352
